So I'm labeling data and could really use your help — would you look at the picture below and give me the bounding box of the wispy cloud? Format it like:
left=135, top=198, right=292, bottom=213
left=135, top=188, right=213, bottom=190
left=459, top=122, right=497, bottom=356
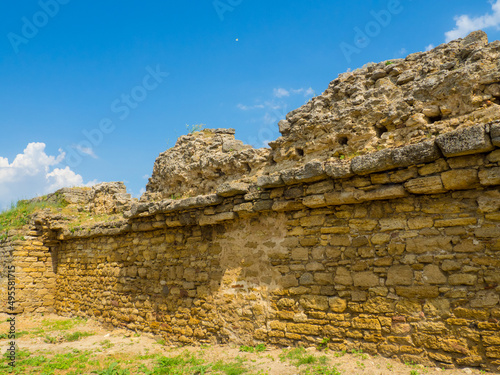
left=396, top=47, right=407, bottom=57
left=0, top=142, right=93, bottom=209
left=273, top=88, right=290, bottom=98
left=237, top=103, right=265, bottom=111
left=425, top=44, right=435, bottom=51
left=74, top=144, right=98, bottom=159
left=445, top=0, right=500, bottom=42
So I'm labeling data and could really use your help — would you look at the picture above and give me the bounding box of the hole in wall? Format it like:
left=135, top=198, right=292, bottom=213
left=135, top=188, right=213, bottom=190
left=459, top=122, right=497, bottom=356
left=375, top=125, right=388, bottom=138
left=428, top=115, right=442, bottom=124
left=337, top=136, right=348, bottom=145
left=295, top=148, right=304, bottom=157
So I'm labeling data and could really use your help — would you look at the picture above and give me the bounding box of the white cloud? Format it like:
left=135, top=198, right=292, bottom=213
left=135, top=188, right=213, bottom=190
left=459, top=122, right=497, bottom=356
left=425, top=44, right=435, bottom=51
left=273, top=88, right=290, bottom=98
left=397, top=48, right=407, bottom=56
left=0, top=142, right=91, bottom=210
left=237, top=103, right=265, bottom=111
left=304, top=87, right=315, bottom=97
left=445, top=0, right=500, bottom=42
left=74, top=144, right=97, bottom=159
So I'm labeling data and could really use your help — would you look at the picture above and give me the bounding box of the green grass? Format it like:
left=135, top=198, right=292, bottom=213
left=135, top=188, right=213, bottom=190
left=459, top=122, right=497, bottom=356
left=0, top=348, right=96, bottom=374
left=0, top=198, right=68, bottom=239
left=239, top=344, right=266, bottom=353
left=279, top=347, right=323, bottom=368
left=44, top=331, right=94, bottom=344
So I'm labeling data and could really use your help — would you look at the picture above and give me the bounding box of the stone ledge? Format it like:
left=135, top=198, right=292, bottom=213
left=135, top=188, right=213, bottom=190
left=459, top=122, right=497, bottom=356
left=436, top=124, right=494, bottom=157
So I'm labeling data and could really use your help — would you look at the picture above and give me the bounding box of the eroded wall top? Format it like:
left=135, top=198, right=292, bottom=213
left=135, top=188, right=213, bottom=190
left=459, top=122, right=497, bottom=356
left=145, top=31, right=500, bottom=200
left=272, top=31, right=500, bottom=165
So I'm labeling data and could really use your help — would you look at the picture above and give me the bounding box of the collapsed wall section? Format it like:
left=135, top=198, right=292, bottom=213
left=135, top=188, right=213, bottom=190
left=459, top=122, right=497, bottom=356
left=49, top=123, right=500, bottom=371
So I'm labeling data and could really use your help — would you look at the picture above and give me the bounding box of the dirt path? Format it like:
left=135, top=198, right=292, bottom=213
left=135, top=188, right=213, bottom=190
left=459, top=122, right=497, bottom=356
left=0, top=313, right=493, bottom=374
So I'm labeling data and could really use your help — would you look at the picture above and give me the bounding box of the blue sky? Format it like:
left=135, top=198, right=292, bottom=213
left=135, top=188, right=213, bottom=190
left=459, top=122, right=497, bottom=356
left=1, top=0, right=500, bottom=209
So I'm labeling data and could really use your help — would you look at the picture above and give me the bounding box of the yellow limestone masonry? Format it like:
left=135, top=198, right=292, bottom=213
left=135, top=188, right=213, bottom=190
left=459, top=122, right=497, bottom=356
left=3, top=30, right=500, bottom=371
left=2, top=122, right=500, bottom=370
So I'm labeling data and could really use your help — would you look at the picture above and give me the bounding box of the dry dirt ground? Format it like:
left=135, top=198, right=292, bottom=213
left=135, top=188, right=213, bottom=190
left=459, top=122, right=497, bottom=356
left=0, top=313, right=494, bottom=375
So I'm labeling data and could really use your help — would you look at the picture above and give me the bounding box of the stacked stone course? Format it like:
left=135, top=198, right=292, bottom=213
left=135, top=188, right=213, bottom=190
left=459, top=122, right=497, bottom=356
left=24, top=122, right=497, bottom=371
left=1, top=31, right=500, bottom=371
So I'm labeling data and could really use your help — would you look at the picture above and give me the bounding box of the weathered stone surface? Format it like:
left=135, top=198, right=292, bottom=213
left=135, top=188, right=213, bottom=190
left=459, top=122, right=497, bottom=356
left=198, top=212, right=235, bottom=226
left=10, top=31, right=500, bottom=372
left=351, top=149, right=395, bottom=175
left=144, top=129, right=268, bottom=200
left=334, top=267, right=353, bottom=286
left=325, top=185, right=407, bottom=206
left=490, top=121, right=500, bottom=146
left=391, top=141, right=442, bottom=168
left=282, top=161, right=326, bottom=185
left=353, top=271, right=379, bottom=287
left=216, top=182, right=250, bottom=197
left=324, top=160, right=353, bottom=179
left=395, top=286, right=439, bottom=298
left=436, top=124, right=494, bottom=157
left=386, top=265, right=413, bottom=286
left=422, top=264, right=446, bottom=284
left=257, top=174, right=284, bottom=188
left=404, top=176, right=446, bottom=194
left=441, top=169, right=479, bottom=190
left=479, top=167, right=500, bottom=186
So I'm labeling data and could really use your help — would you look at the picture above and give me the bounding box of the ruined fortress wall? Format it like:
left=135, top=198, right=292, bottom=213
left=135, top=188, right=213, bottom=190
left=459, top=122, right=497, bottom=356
left=0, top=235, right=56, bottom=314
left=49, top=123, right=500, bottom=370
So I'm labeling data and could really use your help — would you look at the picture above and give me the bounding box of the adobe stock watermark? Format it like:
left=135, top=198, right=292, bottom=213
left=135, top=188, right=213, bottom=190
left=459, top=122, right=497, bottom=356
left=61, top=64, right=169, bottom=168
left=213, top=0, right=243, bottom=21
left=339, top=0, right=406, bottom=63
left=7, top=0, right=72, bottom=54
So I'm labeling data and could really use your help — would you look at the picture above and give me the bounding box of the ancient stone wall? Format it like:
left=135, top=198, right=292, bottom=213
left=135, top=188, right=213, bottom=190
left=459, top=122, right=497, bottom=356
left=3, top=31, right=500, bottom=372
left=39, top=122, right=500, bottom=371
left=0, top=232, right=56, bottom=314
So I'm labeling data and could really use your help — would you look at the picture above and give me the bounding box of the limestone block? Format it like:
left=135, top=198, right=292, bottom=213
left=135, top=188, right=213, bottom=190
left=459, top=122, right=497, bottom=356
left=395, top=286, right=439, bottom=298
left=324, top=160, right=353, bottom=179
left=351, top=149, right=395, bottom=175
left=334, top=267, right=353, bottom=286
left=282, top=161, right=326, bottom=185
left=435, top=124, right=494, bottom=157
left=448, top=273, right=477, bottom=285
left=302, top=194, right=326, bottom=208
left=422, top=264, right=446, bottom=284
left=379, top=217, right=406, bottom=231
left=281, top=274, right=299, bottom=288
left=471, top=291, right=500, bottom=308
left=391, top=141, right=442, bottom=168
left=441, top=169, right=479, bottom=190
left=352, top=271, right=379, bottom=287
left=216, top=182, right=249, bottom=197
left=418, top=159, right=449, bottom=176
left=257, top=174, right=284, bottom=188
left=479, top=167, right=500, bottom=186
left=407, top=216, right=434, bottom=229
left=406, top=236, right=452, bottom=254
left=352, top=317, right=381, bottom=330
left=386, top=265, right=413, bottom=286
left=328, top=297, right=347, bottom=313
left=198, top=212, right=235, bottom=226
left=453, top=239, right=484, bottom=253
left=491, top=121, right=500, bottom=147
left=404, top=176, right=446, bottom=194
left=299, top=295, right=329, bottom=311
